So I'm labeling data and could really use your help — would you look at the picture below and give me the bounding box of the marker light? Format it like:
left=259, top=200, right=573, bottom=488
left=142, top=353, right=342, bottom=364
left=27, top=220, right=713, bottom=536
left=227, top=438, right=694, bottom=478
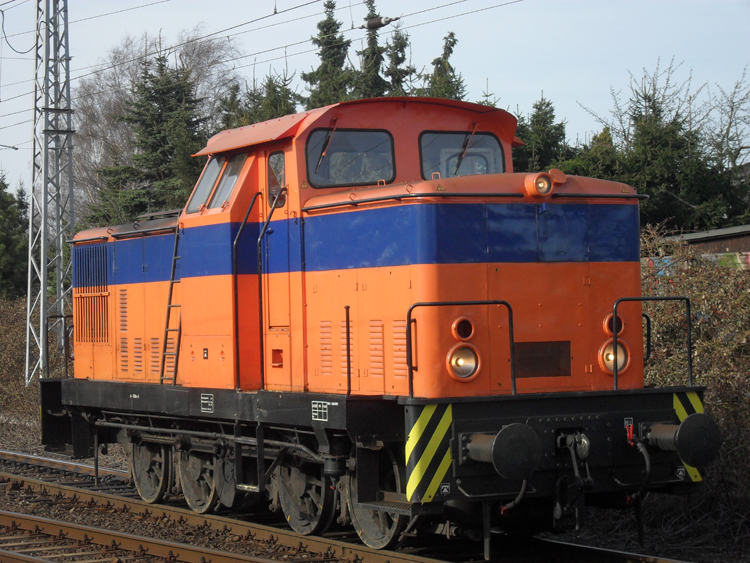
left=452, top=317, right=474, bottom=341
left=603, top=313, right=625, bottom=336
left=447, top=344, right=480, bottom=381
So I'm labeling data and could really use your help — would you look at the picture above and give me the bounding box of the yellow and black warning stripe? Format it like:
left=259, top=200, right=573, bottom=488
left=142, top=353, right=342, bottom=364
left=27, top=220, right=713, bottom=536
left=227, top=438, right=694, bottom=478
left=673, top=391, right=703, bottom=482
left=405, top=404, right=453, bottom=502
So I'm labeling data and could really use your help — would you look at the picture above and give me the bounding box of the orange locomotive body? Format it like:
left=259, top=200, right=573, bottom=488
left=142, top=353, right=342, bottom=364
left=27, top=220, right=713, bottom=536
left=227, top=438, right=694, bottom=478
left=43, top=98, right=720, bottom=554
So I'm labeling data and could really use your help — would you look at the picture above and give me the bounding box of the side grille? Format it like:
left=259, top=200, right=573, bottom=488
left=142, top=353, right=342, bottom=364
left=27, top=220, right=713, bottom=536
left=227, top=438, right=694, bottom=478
left=120, top=337, right=129, bottom=373
left=133, top=338, right=143, bottom=374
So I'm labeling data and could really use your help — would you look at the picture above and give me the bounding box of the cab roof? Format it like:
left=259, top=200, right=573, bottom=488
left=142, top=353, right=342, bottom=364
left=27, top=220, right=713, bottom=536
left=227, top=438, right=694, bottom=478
left=194, top=97, right=522, bottom=157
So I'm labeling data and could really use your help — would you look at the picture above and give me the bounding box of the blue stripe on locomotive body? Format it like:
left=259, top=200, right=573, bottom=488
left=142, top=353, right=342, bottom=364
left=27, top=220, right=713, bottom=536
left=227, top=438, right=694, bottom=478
left=72, top=203, right=639, bottom=289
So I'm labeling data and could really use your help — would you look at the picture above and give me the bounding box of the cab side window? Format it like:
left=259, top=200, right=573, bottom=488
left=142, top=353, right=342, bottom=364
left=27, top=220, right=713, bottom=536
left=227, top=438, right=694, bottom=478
left=208, top=153, right=247, bottom=209
left=268, top=152, right=286, bottom=206
left=186, top=156, right=224, bottom=213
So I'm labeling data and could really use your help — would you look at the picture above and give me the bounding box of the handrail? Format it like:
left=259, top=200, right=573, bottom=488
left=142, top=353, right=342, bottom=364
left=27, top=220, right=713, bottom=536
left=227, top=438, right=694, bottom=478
left=406, top=300, right=516, bottom=398
left=110, top=225, right=177, bottom=239
left=257, top=187, right=288, bottom=389
left=232, top=191, right=262, bottom=391
left=301, top=191, right=523, bottom=212
left=642, top=312, right=652, bottom=362
left=612, top=297, right=692, bottom=390
left=345, top=305, right=352, bottom=395
left=552, top=193, right=648, bottom=200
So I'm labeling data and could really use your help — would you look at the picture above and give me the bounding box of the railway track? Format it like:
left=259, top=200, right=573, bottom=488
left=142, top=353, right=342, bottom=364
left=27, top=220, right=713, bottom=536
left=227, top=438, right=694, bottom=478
left=0, top=450, right=694, bottom=563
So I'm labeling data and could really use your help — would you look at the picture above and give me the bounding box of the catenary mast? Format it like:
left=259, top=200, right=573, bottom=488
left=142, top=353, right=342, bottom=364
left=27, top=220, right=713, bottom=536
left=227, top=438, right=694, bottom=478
left=25, top=0, right=75, bottom=384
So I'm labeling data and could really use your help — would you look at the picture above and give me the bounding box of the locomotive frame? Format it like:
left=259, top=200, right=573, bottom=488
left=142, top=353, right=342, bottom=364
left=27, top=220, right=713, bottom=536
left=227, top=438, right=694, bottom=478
left=41, top=97, right=720, bottom=558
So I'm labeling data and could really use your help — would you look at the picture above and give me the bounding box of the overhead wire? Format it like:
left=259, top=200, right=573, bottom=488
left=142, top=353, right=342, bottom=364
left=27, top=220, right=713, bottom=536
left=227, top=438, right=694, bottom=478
left=0, top=0, right=524, bottom=132
left=0, top=6, right=34, bottom=54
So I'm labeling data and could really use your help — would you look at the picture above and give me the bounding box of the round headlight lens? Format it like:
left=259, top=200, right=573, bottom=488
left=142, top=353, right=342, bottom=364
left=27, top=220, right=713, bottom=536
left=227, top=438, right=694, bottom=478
left=449, top=346, right=479, bottom=378
left=536, top=175, right=552, bottom=194
left=599, top=339, right=630, bottom=374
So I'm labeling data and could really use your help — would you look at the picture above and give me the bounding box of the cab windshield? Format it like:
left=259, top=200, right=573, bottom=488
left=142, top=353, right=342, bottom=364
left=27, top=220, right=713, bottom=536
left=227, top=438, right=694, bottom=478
left=306, top=129, right=395, bottom=188
left=420, top=131, right=504, bottom=179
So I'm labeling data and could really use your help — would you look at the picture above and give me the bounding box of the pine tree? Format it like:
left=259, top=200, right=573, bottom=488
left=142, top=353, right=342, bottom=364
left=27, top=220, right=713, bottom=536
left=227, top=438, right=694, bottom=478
left=353, top=0, right=389, bottom=99
left=301, top=1, right=355, bottom=109
left=512, top=95, right=567, bottom=172
left=218, top=71, right=301, bottom=130
left=384, top=24, right=415, bottom=96
left=417, top=32, right=466, bottom=101
left=87, top=55, right=205, bottom=225
left=0, top=175, right=28, bottom=298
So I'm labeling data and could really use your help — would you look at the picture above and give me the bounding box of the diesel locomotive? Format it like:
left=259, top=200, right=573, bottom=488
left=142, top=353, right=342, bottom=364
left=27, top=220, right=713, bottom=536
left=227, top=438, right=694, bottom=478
left=41, top=97, right=721, bottom=557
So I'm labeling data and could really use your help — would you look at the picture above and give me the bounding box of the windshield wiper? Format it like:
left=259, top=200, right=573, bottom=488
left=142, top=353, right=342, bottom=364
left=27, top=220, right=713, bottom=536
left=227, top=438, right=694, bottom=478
left=453, top=122, right=478, bottom=175
left=315, top=118, right=339, bottom=173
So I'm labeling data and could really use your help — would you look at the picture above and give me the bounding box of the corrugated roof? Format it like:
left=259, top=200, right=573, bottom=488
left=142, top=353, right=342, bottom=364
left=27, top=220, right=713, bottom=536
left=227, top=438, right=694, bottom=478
left=667, top=224, right=750, bottom=242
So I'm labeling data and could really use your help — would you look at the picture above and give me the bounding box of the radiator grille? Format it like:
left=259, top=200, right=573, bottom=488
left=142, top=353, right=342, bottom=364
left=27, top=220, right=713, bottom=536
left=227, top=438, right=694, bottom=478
left=73, top=244, right=110, bottom=344
left=119, top=289, right=128, bottom=332
left=150, top=337, right=161, bottom=374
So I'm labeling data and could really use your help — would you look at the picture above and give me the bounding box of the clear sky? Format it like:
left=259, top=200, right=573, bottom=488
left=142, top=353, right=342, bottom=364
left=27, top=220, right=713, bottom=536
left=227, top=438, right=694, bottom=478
left=0, top=0, right=748, bottom=192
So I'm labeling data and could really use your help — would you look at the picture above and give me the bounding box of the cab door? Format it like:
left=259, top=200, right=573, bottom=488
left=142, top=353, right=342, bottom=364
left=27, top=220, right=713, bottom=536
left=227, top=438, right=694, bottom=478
left=262, top=150, right=292, bottom=389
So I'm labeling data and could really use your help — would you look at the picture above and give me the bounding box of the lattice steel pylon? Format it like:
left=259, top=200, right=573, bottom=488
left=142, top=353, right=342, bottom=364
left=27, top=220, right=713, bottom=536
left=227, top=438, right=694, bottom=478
left=25, top=0, right=75, bottom=384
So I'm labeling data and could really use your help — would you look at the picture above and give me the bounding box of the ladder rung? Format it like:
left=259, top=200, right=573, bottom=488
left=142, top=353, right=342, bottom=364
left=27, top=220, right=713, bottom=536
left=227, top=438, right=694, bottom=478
left=163, top=353, right=177, bottom=357
left=168, top=304, right=181, bottom=308
left=171, top=279, right=181, bottom=284
left=166, top=328, right=179, bottom=332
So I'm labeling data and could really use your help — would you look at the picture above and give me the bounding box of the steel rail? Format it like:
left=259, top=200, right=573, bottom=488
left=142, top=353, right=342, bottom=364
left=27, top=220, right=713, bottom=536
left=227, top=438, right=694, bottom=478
left=0, top=453, right=695, bottom=563
left=0, top=450, right=128, bottom=479
left=0, top=470, right=440, bottom=563
left=0, top=509, right=277, bottom=563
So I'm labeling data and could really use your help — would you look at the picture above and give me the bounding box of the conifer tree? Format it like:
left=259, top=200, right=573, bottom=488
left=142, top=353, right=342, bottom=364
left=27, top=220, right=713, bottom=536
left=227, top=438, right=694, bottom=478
left=417, top=32, right=466, bottom=101
left=302, top=0, right=355, bottom=109
left=87, top=55, right=205, bottom=225
left=0, top=175, right=28, bottom=298
left=384, top=25, right=416, bottom=96
left=353, top=0, right=389, bottom=99
left=513, top=95, right=567, bottom=172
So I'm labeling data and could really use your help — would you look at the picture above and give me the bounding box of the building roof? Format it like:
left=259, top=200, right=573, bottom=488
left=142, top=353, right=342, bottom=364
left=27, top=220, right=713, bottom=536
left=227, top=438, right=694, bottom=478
left=667, top=224, right=750, bottom=243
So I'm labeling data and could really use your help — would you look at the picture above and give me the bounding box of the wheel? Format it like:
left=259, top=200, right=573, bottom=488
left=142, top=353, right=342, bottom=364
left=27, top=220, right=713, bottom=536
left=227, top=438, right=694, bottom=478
left=178, top=451, right=219, bottom=514
left=130, top=442, right=171, bottom=504
left=277, top=461, right=336, bottom=535
left=347, top=447, right=408, bottom=549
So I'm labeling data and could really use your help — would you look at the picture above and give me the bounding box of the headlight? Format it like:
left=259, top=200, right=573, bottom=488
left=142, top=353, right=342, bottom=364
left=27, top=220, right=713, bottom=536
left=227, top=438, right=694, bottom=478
left=598, top=339, right=631, bottom=374
left=524, top=172, right=554, bottom=197
left=446, top=344, right=480, bottom=380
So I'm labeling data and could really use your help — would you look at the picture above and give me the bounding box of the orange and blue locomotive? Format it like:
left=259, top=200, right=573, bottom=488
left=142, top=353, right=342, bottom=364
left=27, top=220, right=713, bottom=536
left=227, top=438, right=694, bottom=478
left=42, top=97, right=720, bottom=555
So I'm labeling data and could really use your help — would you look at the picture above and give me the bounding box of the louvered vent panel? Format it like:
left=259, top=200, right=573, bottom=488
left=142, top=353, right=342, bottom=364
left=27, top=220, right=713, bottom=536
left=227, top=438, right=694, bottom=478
left=120, top=338, right=129, bottom=372
left=119, top=289, right=128, bottom=332
left=133, top=338, right=143, bottom=373
left=165, top=338, right=176, bottom=378
left=393, top=320, right=408, bottom=378
left=73, top=244, right=109, bottom=343
left=320, top=321, right=332, bottom=376
left=340, top=320, right=355, bottom=377
left=150, top=338, right=160, bottom=374
left=369, top=320, right=384, bottom=377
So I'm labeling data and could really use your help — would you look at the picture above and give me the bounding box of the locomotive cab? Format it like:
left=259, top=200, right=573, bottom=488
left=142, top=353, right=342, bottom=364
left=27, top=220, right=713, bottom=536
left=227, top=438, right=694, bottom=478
left=45, top=97, right=720, bottom=558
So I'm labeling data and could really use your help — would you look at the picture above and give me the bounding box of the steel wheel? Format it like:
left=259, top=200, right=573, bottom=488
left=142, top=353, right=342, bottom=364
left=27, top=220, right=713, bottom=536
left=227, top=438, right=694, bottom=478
left=178, top=451, right=219, bottom=514
left=348, top=448, right=408, bottom=549
left=277, top=462, right=335, bottom=535
left=131, top=442, right=171, bottom=504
